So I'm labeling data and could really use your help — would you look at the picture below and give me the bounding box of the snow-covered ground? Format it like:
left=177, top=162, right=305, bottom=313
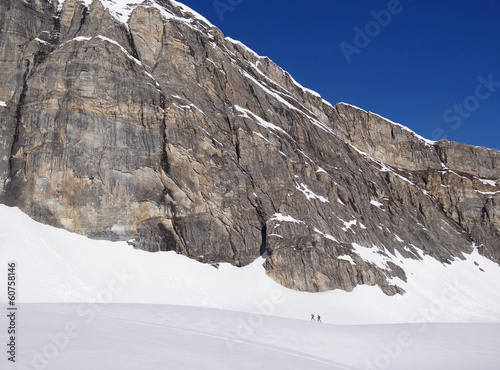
left=3, top=304, right=500, bottom=370
left=1, top=204, right=500, bottom=369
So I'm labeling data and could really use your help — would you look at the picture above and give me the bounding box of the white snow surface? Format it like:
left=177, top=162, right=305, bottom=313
left=2, top=205, right=500, bottom=368
left=338, top=255, right=355, bottom=265
left=96, top=35, right=141, bottom=65
left=351, top=243, right=392, bottom=271
left=34, top=37, right=51, bottom=46
left=1, top=204, right=499, bottom=325
left=477, top=190, right=500, bottom=195
left=3, top=303, right=499, bottom=370
left=340, top=218, right=358, bottom=232
left=69, top=0, right=214, bottom=28
left=296, top=183, right=329, bottom=203
left=169, top=0, right=214, bottom=27
left=0, top=101, right=6, bottom=107
left=270, top=212, right=304, bottom=224
left=234, top=105, right=289, bottom=137
left=370, top=199, right=384, bottom=208
left=226, top=37, right=262, bottom=59
left=286, top=72, right=322, bottom=97
left=476, top=177, right=498, bottom=186
left=313, top=227, right=340, bottom=243
left=66, top=36, right=92, bottom=43
left=225, top=36, right=324, bottom=102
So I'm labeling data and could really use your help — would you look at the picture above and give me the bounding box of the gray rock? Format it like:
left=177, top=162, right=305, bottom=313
left=0, top=0, right=498, bottom=295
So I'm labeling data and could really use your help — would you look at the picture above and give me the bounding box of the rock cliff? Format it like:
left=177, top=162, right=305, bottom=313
left=1, top=0, right=499, bottom=294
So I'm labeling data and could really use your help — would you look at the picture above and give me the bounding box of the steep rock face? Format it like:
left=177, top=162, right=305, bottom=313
left=0, top=0, right=498, bottom=294
left=333, top=104, right=500, bottom=264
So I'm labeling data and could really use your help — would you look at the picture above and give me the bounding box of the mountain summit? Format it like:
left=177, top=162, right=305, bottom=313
left=1, top=0, right=499, bottom=294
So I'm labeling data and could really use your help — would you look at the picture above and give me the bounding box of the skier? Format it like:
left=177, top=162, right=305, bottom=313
left=317, top=315, right=322, bottom=323
left=311, top=314, right=315, bottom=321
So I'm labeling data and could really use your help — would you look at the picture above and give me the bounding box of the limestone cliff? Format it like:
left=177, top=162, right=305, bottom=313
left=1, top=0, right=498, bottom=294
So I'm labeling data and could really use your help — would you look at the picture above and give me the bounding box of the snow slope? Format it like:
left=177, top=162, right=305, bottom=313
left=1, top=206, right=500, bottom=369
left=2, top=303, right=500, bottom=370
left=1, top=205, right=500, bottom=325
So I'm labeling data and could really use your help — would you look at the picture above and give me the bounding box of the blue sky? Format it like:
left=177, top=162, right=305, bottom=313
left=179, top=0, right=500, bottom=150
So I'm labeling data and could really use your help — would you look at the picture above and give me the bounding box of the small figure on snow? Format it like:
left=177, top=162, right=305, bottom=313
left=317, top=315, right=322, bottom=323
left=311, top=314, right=315, bottom=321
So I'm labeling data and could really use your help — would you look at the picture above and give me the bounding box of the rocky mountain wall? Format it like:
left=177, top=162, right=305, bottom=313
left=0, top=0, right=498, bottom=294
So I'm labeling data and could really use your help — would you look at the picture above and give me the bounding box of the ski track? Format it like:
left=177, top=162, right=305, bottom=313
left=25, top=306, right=353, bottom=369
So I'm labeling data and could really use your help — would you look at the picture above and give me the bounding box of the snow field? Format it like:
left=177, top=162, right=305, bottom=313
left=2, top=304, right=499, bottom=370
left=1, top=204, right=500, bottom=368
left=1, top=205, right=500, bottom=325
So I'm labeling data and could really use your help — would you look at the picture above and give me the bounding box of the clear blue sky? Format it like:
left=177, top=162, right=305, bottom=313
left=179, top=0, right=500, bottom=150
